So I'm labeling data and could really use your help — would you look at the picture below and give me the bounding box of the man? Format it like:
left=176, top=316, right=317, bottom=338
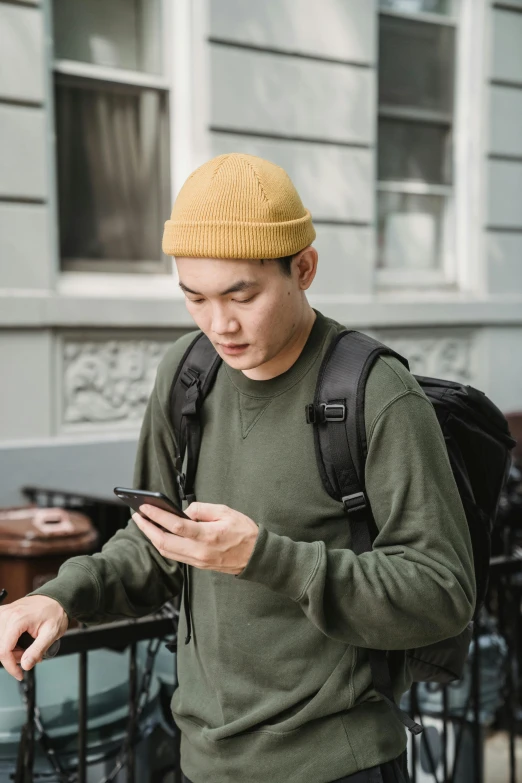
left=0, top=154, right=475, bottom=783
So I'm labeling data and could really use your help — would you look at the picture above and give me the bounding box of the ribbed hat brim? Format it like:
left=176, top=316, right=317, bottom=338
left=162, top=211, right=316, bottom=259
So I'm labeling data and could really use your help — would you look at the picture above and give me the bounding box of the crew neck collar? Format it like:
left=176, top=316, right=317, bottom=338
left=224, top=309, right=333, bottom=398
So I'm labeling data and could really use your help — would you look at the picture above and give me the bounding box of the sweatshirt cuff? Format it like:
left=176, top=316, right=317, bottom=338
left=28, top=562, right=101, bottom=621
left=236, top=524, right=322, bottom=601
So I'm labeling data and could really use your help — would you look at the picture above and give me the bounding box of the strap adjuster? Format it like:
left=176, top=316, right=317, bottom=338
left=305, top=402, right=346, bottom=424
left=177, top=472, right=187, bottom=500
left=180, top=368, right=200, bottom=389
left=181, top=381, right=201, bottom=417
left=342, top=492, right=367, bottom=514
left=322, top=403, right=346, bottom=422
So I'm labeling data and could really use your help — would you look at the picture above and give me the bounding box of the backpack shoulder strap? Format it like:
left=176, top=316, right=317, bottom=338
left=307, top=330, right=422, bottom=734
left=169, top=332, right=222, bottom=504
left=307, top=329, right=409, bottom=548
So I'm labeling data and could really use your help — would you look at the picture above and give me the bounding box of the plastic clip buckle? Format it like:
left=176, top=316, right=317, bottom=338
left=180, top=367, right=200, bottom=389
left=321, top=403, right=346, bottom=422
left=177, top=472, right=187, bottom=500
left=342, top=492, right=367, bottom=514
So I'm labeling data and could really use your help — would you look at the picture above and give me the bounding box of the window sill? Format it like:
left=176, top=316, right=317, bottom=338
left=2, top=290, right=522, bottom=329
left=57, top=271, right=182, bottom=299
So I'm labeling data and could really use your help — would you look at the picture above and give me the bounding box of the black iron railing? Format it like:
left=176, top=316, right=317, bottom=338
left=3, top=612, right=181, bottom=783
left=406, top=553, right=522, bottom=783
left=1, top=485, right=520, bottom=783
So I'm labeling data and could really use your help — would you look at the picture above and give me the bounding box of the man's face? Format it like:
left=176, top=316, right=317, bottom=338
left=175, top=255, right=309, bottom=372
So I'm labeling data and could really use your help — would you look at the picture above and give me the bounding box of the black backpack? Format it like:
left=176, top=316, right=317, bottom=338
left=169, top=329, right=516, bottom=734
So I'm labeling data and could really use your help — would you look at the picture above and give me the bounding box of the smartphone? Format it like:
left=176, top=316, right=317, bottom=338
left=113, top=487, right=190, bottom=521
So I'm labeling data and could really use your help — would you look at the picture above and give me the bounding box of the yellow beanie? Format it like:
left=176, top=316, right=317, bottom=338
left=162, top=153, right=316, bottom=259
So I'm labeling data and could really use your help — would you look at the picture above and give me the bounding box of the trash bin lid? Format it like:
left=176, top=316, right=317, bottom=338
left=0, top=506, right=97, bottom=557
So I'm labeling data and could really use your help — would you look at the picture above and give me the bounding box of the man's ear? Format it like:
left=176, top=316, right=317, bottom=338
left=294, top=246, right=318, bottom=290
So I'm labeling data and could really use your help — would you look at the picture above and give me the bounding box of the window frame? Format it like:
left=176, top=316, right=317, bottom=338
left=375, top=0, right=487, bottom=293
left=48, top=0, right=182, bottom=279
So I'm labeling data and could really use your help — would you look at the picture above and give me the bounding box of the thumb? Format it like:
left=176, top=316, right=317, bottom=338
left=185, top=501, right=226, bottom=522
left=21, top=626, right=58, bottom=671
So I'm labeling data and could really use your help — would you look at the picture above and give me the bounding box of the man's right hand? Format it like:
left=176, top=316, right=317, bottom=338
left=0, top=595, right=69, bottom=681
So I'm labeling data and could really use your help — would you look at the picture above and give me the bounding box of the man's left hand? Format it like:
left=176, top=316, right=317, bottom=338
left=132, top=502, right=259, bottom=575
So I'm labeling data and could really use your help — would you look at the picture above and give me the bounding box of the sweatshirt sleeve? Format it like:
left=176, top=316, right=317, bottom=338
left=236, top=386, right=476, bottom=650
left=29, top=370, right=185, bottom=625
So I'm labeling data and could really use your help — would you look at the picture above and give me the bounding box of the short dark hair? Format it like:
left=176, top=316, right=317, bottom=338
left=260, top=254, right=294, bottom=276
left=276, top=254, right=294, bottom=276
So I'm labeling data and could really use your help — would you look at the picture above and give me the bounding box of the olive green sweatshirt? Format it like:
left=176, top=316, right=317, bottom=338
left=33, top=311, right=475, bottom=783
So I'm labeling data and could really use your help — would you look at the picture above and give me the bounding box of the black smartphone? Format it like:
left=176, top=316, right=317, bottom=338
left=113, top=487, right=190, bottom=521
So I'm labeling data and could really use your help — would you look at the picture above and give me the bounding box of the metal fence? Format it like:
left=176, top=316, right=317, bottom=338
left=11, top=613, right=181, bottom=783
left=1, top=485, right=521, bottom=783
left=406, top=554, right=521, bottom=783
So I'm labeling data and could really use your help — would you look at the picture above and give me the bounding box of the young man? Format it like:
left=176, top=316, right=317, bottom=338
left=0, top=154, right=475, bottom=783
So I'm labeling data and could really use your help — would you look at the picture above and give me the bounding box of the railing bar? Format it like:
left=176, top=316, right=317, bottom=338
left=21, top=484, right=125, bottom=508
left=420, top=721, right=441, bottom=783
left=14, top=724, right=29, bottom=783
left=41, top=616, right=173, bottom=658
left=471, top=619, right=483, bottom=783
left=442, top=686, right=448, bottom=782
left=174, top=728, right=182, bottom=783
left=410, top=683, right=417, bottom=783
left=78, top=649, right=88, bottom=783
left=127, top=642, right=137, bottom=783
left=507, top=577, right=518, bottom=783
left=25, top=669, right=36, bottom=782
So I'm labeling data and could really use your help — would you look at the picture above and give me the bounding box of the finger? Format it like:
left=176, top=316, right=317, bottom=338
left=185, top=502, right=226, bottom=522
left=20, top=625, right=59, bottom=671
left=139, top=505, right=201, bottom=539
left=0, top=649, right=22, bottom=680
left=0, top=619, right=27, bottom=680
left=133, top=514, right=200, bottom=562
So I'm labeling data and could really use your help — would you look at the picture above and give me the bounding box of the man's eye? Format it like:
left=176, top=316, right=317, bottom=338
left=235, top=295, right=256, bottom=304
left=188, top=298, right=204, bottom=304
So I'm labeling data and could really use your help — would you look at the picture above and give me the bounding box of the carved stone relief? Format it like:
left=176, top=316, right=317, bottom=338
left=374, top=331, right=478, bottom=385
left=62, top=338, right=172, bottom=426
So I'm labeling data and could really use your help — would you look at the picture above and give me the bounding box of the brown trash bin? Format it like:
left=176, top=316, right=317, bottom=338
left=0, top=506, right=98, bottom=604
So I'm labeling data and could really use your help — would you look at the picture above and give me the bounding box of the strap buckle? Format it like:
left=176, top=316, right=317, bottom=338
left=177, top=472, right=187, bottom=500
left=305, top=402, right=346, bottom=424
left=322, top=403, right=346, bottom=422
left=181, top=381, right=201, bottom=417
left=342, top=492, right=367, bottom=514
left=180, top=367, right=200, bottom=389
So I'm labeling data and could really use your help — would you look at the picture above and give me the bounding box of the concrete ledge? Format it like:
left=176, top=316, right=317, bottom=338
left=1, top=291, right=522, bottom=329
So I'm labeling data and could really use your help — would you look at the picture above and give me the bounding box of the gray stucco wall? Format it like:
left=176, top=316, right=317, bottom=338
left=0, top=0, right=521, bottom=506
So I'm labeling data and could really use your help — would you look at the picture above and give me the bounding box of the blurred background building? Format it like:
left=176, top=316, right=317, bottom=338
left=0, top=0, right=521, bottom=505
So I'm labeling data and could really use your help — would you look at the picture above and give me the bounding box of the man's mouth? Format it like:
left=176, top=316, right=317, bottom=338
left=218, top=343, right=249, bottom=356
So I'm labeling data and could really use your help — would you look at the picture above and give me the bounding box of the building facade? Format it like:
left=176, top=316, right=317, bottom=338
left=0, top=0, right=521, bottom=505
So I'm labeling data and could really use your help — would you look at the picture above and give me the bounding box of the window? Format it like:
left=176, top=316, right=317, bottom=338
left=52, top=0, right=171, bottom=273
left=377, top=0, right=458, bottom=285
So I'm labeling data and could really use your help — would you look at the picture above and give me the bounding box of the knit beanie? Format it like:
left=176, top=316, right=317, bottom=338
left=162, top=153, right=316, bottom=259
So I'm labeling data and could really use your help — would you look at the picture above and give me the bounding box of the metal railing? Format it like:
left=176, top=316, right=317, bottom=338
left=406, top=553, right=522, bottom=783
left=1, top=485, right=521, bottom=783
left=8, top=611, right=181, bottom=783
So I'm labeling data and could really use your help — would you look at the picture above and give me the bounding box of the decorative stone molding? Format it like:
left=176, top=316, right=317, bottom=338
left=374, top=331, right=478, bottom=385
left=62, top=338, right=172, bottom=426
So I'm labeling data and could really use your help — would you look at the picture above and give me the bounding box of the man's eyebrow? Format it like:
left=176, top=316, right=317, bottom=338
left=178, top=280, right=258, bottom=296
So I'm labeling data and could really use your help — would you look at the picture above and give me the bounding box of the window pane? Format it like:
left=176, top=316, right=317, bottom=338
left=378, top=119, right=452, bottom=184
left=379, top=16, right=455, bottom=113
left=377, top=192, right=444, bottom=269
left=56, top=81, right=170, bottom=267
left=53, top=0, right=162, bottom=74
left=379, top=0, right=452, bottom=14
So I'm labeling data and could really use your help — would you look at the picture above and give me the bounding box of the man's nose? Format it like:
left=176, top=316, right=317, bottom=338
left=211, top=307, right=239, bottom=336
